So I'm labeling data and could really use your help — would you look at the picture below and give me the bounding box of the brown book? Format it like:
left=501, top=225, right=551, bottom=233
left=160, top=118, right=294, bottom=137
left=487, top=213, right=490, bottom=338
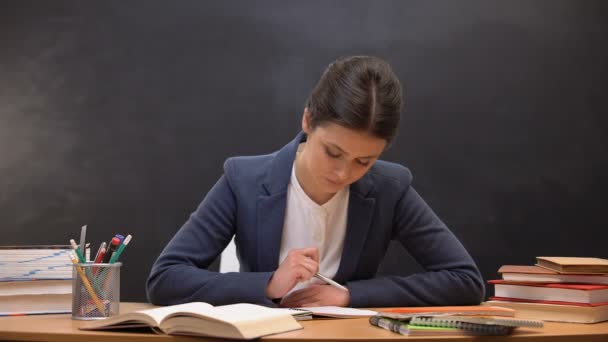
left=80, top=302, right=302, bottom=339
left=536, top=257, right=608, bottom=274
left=499, top=265, right=608, bottom=284
left=483, top=300, right=608, bottom=323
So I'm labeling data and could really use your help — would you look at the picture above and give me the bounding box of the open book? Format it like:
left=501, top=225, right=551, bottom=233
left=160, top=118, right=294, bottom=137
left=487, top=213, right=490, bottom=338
left=80, top=302, right=302, bottom=339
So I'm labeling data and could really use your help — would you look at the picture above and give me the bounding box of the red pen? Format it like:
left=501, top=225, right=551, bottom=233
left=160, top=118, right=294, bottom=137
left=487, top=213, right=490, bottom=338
left=95, top=247, right=106, bottom=264
left=92, top=247, right=106, bottom=276
left=93, top=242, right=107, bottom=262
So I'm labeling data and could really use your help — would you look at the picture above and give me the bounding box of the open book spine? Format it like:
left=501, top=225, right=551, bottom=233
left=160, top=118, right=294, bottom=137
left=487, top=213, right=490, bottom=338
left=409, top=317, right=513, bottom=335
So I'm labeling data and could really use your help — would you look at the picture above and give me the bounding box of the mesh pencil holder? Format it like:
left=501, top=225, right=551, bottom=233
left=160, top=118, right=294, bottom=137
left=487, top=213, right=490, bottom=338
left=71, top=262, right=121, bottom=320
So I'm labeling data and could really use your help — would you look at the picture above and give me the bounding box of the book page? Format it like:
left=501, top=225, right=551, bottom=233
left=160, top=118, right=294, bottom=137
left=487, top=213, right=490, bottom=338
left=142, top=302, right=214, bottom=325
left=161, top=304, right=302, bottom=339
left=175, top=303, right=292, bottom=324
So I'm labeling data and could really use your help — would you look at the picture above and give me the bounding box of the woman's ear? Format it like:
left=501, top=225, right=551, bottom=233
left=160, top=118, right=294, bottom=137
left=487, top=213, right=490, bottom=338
left=302, top=107, right=312, bottom=134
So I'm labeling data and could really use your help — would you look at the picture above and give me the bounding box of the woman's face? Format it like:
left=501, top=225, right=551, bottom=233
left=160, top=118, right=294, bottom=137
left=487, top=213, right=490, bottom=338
left=301, top=111, right=387, bottom=196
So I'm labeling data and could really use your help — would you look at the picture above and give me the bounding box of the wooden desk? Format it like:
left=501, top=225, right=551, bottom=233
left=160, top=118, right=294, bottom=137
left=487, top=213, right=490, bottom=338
left=1, top=303, right=608, bottom=341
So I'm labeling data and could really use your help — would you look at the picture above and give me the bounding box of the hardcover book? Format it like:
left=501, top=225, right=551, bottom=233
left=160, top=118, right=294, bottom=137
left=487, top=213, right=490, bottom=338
left=0, top=245, right=89, bottom=280
left=499, top=265, right=608, bottom=284
left=536, top=257, right=608, bottom=274
left=484, top=300, right=608, bottom=323
left=490, top=280, right=608, bottom=304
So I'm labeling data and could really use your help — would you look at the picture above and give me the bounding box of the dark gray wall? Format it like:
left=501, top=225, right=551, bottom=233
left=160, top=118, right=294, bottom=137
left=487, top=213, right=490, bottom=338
left=1, top=1, right=607, bottom=302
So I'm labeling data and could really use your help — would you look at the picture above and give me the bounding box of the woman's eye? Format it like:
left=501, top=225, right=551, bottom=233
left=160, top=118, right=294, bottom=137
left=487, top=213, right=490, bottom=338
left=325, top=148, right=341, bottom=158
left=356, top=160, right=370, bottom=166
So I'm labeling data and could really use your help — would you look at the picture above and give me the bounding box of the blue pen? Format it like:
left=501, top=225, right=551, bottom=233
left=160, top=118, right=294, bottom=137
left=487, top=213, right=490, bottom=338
left=115, top=234, right=125, bottom=243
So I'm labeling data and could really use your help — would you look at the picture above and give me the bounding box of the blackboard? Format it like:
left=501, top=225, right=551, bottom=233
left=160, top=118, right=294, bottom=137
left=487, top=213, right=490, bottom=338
left=1, top=0, right=607, bottom=302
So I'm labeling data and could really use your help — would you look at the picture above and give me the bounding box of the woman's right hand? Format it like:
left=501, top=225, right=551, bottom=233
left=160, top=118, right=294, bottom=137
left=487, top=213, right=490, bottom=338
left=265, top=247, right=319, bottom=300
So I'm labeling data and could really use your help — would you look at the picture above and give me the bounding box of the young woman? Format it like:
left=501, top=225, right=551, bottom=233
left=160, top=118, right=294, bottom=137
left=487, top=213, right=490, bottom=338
left=146, top=56, right=484, bottom=308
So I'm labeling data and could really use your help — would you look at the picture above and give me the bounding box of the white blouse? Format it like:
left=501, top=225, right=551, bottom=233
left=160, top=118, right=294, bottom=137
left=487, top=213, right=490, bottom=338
left=278, top=161, right=349, bottom=295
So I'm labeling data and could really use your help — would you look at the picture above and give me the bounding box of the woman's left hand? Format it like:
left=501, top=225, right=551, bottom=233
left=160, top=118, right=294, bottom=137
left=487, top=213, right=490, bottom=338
left=279, top=284, right=350, bottom=307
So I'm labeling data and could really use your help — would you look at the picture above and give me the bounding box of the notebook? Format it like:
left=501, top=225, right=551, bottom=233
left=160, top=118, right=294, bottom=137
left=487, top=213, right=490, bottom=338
left=369, top=315, right=512, bottom=336
left=302, top=306, right=377, bottom=318
left=410, top=315, right=543, bottom=329
left=276, top=306, right=376, bottom=319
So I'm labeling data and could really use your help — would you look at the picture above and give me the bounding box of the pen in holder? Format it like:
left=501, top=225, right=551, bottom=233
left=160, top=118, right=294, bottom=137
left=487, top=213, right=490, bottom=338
left=71, top=261, right=121, bottom=320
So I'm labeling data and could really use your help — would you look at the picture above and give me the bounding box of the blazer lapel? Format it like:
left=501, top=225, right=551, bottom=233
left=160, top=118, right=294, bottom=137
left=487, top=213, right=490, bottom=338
left=256, top=132, right=306, bottom=272
left=256, top=192, right=288, bottom=271
left=334, top=173, right=376, bottom=283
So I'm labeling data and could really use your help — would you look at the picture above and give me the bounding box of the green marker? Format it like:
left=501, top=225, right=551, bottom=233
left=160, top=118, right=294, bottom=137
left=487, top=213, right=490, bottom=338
left=109, top=234, right=132, bottom=263
left=70, top=239, right=86, bottom=263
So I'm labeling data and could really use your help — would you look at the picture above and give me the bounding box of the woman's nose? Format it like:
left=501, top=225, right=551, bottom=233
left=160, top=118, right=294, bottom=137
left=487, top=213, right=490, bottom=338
left=334, top=161, right=350, bottom=181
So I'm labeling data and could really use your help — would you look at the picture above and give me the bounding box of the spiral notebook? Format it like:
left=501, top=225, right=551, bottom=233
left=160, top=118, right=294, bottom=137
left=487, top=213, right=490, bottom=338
left=370, top=316, right=512, bottom=337
left=409, top=317, right=512, bottom=335
left=409, top=315, right=543, bottom=335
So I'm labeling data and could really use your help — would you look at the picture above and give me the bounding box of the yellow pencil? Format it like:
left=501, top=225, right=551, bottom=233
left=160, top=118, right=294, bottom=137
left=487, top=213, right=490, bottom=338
left=68, top=252, right=106, bottom=315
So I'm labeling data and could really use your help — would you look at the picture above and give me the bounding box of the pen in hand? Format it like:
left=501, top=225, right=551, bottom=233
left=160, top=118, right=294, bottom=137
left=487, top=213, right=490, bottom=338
left=301, top=249, right=348, bottom=292
left=314, top=272, right=348, bottom=292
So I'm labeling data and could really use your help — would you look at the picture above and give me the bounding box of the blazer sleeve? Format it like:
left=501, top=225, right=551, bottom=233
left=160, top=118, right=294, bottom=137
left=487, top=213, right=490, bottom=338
left=146, top=173, right=275, bottom=306
left=346, top=185, right=485, bottom=307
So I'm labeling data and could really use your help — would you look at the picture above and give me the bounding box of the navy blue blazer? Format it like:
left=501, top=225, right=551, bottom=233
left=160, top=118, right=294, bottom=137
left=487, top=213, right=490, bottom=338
left=146, top=132, right=485, bottom=307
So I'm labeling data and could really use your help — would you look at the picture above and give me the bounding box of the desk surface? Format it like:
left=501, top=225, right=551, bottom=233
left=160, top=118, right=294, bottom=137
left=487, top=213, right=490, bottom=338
left=1, top=303, right=608, bottom=341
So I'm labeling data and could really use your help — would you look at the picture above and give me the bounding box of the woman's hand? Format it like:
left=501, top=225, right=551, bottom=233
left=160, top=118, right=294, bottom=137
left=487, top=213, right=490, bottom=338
left=279, top=284, right=350, bottom=307
left=265, top=247, right=319, bottom=299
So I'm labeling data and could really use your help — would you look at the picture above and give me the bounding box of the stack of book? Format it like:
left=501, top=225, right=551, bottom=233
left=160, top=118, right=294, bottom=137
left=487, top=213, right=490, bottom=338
left=369, top=305, right=543, bottom=336
left=0, top=245, right=76, bottom=316
left=485, top=256, right=608, bottom=323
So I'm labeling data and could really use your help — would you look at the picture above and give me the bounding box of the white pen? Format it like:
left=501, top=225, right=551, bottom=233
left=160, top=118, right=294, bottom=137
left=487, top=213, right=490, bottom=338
left=315, top=273, right=348, bottom=292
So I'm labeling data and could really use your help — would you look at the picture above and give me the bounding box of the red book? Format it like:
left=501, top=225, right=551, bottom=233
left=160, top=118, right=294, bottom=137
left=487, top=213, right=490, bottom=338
left=489, top=280, right=608, bottom=304
left=490, top=296, right=608, bottom=307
